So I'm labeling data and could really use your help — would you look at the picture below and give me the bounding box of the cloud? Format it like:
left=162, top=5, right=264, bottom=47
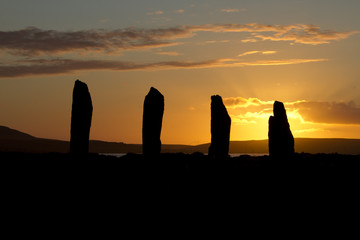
left=0, top=57, right=327, bottom=78
left=156, top=51, right=182, bottom=56
left=238, top=50, right=277, bottom=57
left=221, top=8, right=247, bottom=13
left=203, top=40, right=229, bottom=44
left=147, top=10, right=164, bottom=15
left=224, top=97, right=273, bottom=108
left=293, top=128, right=325, bottom=134
left=241, top=39, right=258, bottom=43
left=223, top=97, right=360, bottom=125
left=188, top=23, right=358, bottom=45
left=0, top=58, right=217, bottom=77
left=205, top=40, right=217, bottom=44
left=238, top=51, right=260, bottom=57
left=0, top=24, right=357, bottom=57
left=253, top=24, right=359, bottom=45
left=262, top=51, right=277, bottom=55
left=293, top=101, right=360, bottom=125
left=176, top=9, right=184, bottom=14
left=221, top=9, right=239, bottom=13
left=230, top=116, right=256, bottom=125
left=241, top=58, right=327, bottom=66
left=0, top=26, right=191, bottom=56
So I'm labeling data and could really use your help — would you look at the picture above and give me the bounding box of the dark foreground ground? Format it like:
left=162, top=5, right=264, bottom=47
left=2, top=151, right=360, bottom=195
left=2, top=151, right=360, bottom=227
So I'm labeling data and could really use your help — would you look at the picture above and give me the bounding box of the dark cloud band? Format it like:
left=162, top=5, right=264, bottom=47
left=0, top=58, right=326, bottom=78
left=0, top=24, right=357, bottom=56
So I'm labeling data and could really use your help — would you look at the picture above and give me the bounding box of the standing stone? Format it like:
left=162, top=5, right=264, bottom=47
left=142, top=87, right=164, bottom=156
left=70, top=80, right=93, bottom=155
left=208, top=95, right=231, bottom=159
left=268, top=101, right=294, bottom=159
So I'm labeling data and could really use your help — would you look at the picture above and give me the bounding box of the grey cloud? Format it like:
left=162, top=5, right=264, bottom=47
left=294, top=101, right=360, bottom=125
left=0, top=26, right=190, bottom=56
left=0, top=24, right=357, bottom=56
left=0, top=58, right=218, bottom=77
left=0, top=58, right=327, bottom=78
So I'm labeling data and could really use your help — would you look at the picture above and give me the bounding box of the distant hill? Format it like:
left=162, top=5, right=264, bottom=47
left=0, top=126, right=68, bottom=153
left=0, top=126, right=36, bottom=140
left=0, top=125, right=359, bottom=154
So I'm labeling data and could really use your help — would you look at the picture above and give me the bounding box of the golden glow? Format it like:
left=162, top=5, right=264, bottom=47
left=224, top=97, right=360, bottom=142
left=1, top=11, right=359, bottom=144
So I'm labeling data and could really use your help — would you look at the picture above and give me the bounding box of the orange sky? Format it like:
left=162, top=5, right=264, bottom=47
left=1, top=0, right=360, bottom=144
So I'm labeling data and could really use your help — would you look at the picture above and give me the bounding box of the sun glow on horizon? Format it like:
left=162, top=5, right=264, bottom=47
left=225, top=97, right=360, bottom=142
left=1, top=0, right=360, bottom=144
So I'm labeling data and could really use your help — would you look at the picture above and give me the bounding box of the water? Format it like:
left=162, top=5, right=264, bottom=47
left=230, top=153, right=268, bottom=157
left=100, top=153, right=127, bottom=158
left=100, top=153, right=268, bottom=158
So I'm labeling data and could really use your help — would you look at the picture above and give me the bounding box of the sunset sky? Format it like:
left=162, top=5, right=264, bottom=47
left=1, top=0, right=360, bottom=145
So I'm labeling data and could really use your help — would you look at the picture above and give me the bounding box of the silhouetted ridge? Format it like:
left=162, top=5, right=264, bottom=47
left=0, top=126, right=36, bottom=140
left=70, top=80, right=93, bottom=155
left=268, top=101, right=294, bottom=159
left=208, top=95, right=231, bottom=159
left=142, top=87, right=164, bottom=156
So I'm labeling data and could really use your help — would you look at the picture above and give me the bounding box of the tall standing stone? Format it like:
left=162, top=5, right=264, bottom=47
left=268, top=101, right=294, bottom=159
left=208, top=95, right=231, bottom=159
left=70, top=80, right=93, bottom=155
left=142, top=87, right=164, bottom=156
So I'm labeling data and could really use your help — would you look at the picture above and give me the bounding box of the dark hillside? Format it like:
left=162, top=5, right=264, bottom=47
left=0, top=126, right=36, bottom=140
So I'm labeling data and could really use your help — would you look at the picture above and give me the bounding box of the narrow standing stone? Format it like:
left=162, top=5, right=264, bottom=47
left=142, top=87, right=164, bottom=156
left=268, top=101, right=294, bottom=159
left=208, top=95, right=231, bottom=159
left=70, top=80, right=93, bottom=155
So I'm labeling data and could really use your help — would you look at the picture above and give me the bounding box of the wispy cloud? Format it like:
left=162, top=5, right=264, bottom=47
left=0, top=24, right=356, bottom=57
left=203, top=40, right=229, bottom=44
left=241, top=39, right=258, bottom=43
left=0, top=58, right=218, bottom=77
left=238, top=51, right=260, bottom=57
left=224, top=97, right=274, bottom=108
left=294, top=128, right=325, bottom=134
left=156, top=51, right=182, bottom=56
left=221, top=8, right=247, bottom=13
left=0, top=26, right=191, bottom=56
left=176, top=9, right=184, bottom=14
left=253, top=24, right=358, bottom=45
left=205, top=40, right=217, bottom=44
left=0, top=58, right=327, bottom=78
left=147, top=10, right=164, bottom=15
left=223, top=97, right=360, bottom=125
left=221, top=9, right=239, bottom=13
left=188, top=23, right=358, bottom=45
left=262, top=50, right=277, bottom=55
left=241, top=58, right=326, bottom=66
left=0, top=23, right=354, bottom=78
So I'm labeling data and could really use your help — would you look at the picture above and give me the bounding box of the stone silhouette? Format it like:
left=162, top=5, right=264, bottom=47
left=70, top=80, right=93, bottom=155
left=268, top=101, right=294, bottom=159
left=208, top=95, right=231, bottom=159
left=142, top=87, right=164, bottom=156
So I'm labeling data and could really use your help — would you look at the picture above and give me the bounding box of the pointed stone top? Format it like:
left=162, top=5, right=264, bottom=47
left=74, top=79, right=89, bottom=90
left=75, top=79, right=84, bottom=85
left=147, top=87, right=163, bottom=98
left=273, top=100, right=286, bottom=118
